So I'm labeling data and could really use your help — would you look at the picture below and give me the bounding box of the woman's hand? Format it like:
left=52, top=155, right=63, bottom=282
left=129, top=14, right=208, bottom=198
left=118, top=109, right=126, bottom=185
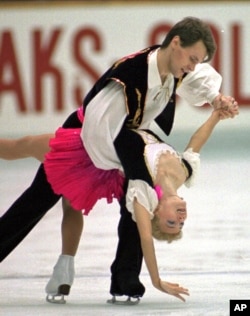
left=153, top=278, right=190, bottom=302
left=212, top=94, right=239, bottom=119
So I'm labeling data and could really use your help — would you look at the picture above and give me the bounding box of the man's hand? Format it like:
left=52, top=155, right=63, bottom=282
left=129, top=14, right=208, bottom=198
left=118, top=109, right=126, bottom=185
left=212, top=94, right=239, bottom=119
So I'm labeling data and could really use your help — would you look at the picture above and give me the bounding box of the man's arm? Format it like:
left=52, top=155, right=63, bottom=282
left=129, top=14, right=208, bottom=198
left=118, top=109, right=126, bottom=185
left=212, top=93, right=239, bottom=118
left=177, top=63, right=222, bottom=106
left=177, top=63, right=239, bottom=118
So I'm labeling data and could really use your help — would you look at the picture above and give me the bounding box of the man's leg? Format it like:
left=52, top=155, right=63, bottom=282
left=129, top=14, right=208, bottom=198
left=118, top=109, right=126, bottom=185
left=0, top=164, right=61, bottom=262
left=110, top=193, right=145, bottom=298
left=110, top=127, right=150, bottom=299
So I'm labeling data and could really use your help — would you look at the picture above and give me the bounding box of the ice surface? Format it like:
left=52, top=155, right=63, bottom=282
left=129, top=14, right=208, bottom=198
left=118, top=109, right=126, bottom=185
left=1, top=132, right=249, bottom=315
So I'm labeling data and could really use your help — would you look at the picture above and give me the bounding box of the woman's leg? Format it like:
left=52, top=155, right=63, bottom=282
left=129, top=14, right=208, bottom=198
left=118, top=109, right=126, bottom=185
left=0, top=134, right=52, bottom=162
left=44, top=110, right=84, bottom=303
left=0, top=134, right=84, bottom=302
left=0, top=111, right=82, bottom=303
left=61, top=198, right=83, bottom=256
left=45, top=198, right=84, bottom=304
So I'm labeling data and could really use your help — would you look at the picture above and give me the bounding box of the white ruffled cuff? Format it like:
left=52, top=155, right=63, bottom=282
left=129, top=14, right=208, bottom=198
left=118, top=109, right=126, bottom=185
left=126, top=179, right=158, bottom=222
left=182, top=148, right=200, bottom=188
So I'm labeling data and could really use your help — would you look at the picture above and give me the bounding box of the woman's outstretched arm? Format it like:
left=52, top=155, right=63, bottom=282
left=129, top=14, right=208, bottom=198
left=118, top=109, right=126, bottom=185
left=133, top=198, right=189, bottom=302
left=184, top=107, right=237, bottom=153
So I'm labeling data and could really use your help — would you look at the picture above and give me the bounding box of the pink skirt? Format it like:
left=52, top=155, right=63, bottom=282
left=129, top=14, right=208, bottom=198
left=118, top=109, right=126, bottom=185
left=44, top=115, right=125, bottom=215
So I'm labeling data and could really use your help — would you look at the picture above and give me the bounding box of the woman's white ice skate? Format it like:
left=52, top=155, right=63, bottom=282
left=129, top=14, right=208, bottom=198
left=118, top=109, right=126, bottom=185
left=45, top=255, right=75, bottom=304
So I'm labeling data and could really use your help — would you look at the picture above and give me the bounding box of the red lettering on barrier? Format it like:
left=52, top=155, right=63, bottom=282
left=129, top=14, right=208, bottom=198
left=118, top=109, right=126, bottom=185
left=0, top=31, right=26, bottom=112
left=208, top=23, right=221, bottom=74
left=0, top=21, right=249, bottom=115
left=33, top=28, right=63, bottom=111
left=148, top=23, right=172, bottom=46
left=73, top=28, right=102, bottom=106
left=232, top=23, right=250, bottom=105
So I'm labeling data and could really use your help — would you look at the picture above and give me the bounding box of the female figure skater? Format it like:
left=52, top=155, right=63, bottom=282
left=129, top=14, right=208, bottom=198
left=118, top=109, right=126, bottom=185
left=0, top=106, right=238, bottom=303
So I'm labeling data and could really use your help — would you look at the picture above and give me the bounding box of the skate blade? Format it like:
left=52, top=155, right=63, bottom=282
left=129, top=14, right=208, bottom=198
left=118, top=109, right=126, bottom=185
left=46, top=284, right=71, bottom=304
left=46, top=294, right=66, bottom=304
left=106, top=296, right=140, bottom=306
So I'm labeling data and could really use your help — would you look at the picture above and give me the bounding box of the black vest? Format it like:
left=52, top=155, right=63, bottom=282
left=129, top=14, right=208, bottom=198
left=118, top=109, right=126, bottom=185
left=114, top=128, right=164, bottom=187
left=83, top=46, right=181, bottom=136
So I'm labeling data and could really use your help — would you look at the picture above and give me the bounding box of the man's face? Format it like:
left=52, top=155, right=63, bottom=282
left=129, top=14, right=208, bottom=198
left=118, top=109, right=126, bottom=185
left=168, top=36, right=207, bottom=78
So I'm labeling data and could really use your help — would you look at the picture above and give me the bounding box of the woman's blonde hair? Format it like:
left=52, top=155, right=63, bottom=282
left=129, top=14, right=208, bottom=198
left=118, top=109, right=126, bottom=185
left=151, top=215, right=183, bottom=243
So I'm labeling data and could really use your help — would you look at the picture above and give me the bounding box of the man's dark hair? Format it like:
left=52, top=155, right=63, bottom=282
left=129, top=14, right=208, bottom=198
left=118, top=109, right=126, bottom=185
left=161, top=16, right=216, bottom=62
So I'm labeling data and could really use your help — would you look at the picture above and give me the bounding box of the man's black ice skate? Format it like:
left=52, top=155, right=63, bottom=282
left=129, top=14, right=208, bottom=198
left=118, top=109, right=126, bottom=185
left=107, top=273, right=145, bottom=305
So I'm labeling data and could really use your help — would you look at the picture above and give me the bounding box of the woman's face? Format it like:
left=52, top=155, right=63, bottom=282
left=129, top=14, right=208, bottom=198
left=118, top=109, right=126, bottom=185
left=155, top=195, right=187, bottom=234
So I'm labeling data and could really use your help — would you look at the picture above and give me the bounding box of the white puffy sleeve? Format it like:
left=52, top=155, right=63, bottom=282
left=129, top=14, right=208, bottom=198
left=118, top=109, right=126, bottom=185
left=182, top=148, right=201, bottom=188
left=126, top=179, right=158, bottom=222
left=177, top=63, right=222, bottom=106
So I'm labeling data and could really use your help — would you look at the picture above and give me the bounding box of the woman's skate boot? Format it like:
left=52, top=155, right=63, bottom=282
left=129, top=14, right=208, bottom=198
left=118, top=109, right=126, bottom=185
left=45, top=254, right=75, bottom=304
